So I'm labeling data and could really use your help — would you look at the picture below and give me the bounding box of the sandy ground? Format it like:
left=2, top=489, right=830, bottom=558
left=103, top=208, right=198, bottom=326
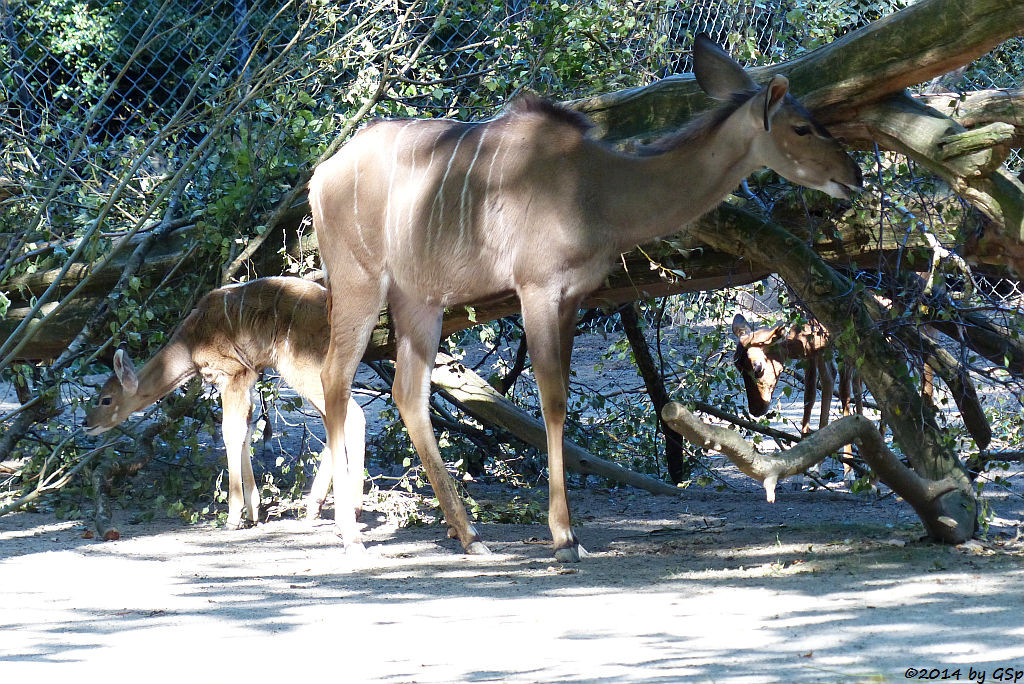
left=4, top=328, right=1024, bottom=682
left=3, top=475, right=1024, bottom=683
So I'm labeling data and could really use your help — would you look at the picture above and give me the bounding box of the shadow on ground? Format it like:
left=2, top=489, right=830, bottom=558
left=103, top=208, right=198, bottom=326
left=2, top=483, right=1023, bottom=682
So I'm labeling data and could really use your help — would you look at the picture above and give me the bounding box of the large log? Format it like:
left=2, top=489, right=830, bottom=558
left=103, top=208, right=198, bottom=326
left=5, top=189, right=967, bottom=361
left=431, top=354, right=682, bottom=496
left=571, top=0, right=1024, bottom=274
left=573, top=0, right=1024, bottom=141
left=663, top=404, right=958, bottom=519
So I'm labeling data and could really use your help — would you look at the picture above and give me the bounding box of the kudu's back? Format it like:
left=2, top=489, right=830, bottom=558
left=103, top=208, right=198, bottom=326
left=309, top=100, right=594, bottom=305
left=180, top=277, right=330, bottom=390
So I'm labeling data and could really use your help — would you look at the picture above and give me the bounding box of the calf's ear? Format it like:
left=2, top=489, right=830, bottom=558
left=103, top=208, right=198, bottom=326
left=113, top=349, right=140, bottom=396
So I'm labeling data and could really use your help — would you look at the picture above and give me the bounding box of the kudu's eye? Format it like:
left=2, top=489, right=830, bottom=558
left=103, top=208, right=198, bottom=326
left=752, top=362, right=765, bottom=379
left=100, top=397, right=112, bottom=406
left=793, top=124, right=812, bottom=136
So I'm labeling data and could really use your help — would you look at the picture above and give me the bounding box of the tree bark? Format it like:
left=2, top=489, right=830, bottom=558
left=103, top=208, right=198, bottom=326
left=617, top=304, right=689, bottom=483
left=832, top=93, right=1024, bottom=274
left=430, top=353, right=682, bottom=497
left=663, top=403, right=958, bottom=522
left=7, top=201, right=1020, bottom=368
left=570, top=0, right=1024, bottom=274
left=573, top=0, right=1024, bottom=140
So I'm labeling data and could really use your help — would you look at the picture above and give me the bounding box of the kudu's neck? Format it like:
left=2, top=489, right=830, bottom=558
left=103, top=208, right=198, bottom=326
left=595, top=124, right=757, bottom=251
left=130, top=337, right=197, bottom=411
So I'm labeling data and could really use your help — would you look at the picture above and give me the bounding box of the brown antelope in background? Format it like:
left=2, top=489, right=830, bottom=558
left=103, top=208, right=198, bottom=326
left=84, top=277, right=366, bottom=529
left=732, top=310, right=937, bottom=488
left=310, top=34, right=862, bottom=560
left=732, top=313, right=860, bottom=484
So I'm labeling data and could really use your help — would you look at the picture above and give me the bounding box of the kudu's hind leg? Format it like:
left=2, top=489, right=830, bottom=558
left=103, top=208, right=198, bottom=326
left=220, top=372, right=260, bottom=528
left=305, top=447, right=333, bottom=522
left=521, top=291, right=586, bottom=562
left=322, top=285, right=382, bottom=553
left=838, top=362, right=856, bottom=484
left=304, top=398, right=366, bottom=523
left=390, top=294, right=488, bottom=555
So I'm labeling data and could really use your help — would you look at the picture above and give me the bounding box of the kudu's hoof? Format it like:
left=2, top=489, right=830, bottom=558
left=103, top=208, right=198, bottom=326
left=344, top=541, right=367, bottom=556
left=554, top=544, right=588, bottom=563
left=465, top=541, right=492, bottom=555
left=225, top=516, right=247, bottom=530
left=302, top=503, right=323, bottom=524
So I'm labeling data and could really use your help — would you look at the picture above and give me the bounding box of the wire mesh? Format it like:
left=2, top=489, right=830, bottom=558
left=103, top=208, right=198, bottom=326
left=1, top=0, right=1021, bottom=489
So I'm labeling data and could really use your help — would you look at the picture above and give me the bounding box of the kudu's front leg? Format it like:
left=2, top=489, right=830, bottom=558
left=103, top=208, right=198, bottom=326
left=521, top=291, right=587, bottom=562
left=321, top=281, right=384, bottom=553
left=322, top=377, right=363, bottom=552
left=220, top=373, right=259, bottom=528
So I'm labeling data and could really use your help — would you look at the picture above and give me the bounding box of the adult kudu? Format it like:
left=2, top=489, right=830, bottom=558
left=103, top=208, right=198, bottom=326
left=310, top=34, right=862, bottom=561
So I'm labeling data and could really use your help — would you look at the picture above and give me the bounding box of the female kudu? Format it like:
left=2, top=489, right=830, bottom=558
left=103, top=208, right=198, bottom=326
left=311, top=34, right=862, bottom=560
left=85, top=277, right=366, bottom=529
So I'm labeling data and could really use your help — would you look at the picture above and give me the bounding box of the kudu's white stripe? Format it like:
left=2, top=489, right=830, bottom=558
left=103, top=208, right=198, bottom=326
left=459, top=127, right=488, bottom=244
left=283, top=286, right=303, bottom=350
left=352, top=151, right=360, bottom=223
left=237, top=286, right=246, bottom=333
left=430, top=125, right=475, bottom=244
left=416, top=127, right=447, bottom=239
left=483, top=131, right=507, bottom=218
left=271, top=284, right=281, bottom=337
left=403, top=124, right=425, bottom=238
left=270, top=279, right=288, bottom=348
left=350, top=153, right=374, bottom=260
left=385, top=121, right=419, bottom=243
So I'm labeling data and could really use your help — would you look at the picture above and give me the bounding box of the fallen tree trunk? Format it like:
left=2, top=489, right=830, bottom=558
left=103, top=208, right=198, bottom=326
left=691, top=205, right=978, bottom=543
left=574, top=0, right=1024, bottom=140
left=572, top=0, right=1024, bottom=274
left=3, top=189, right=972, bottom=361
left=663, top=403, right=959, bottom=527
left=430, top=353, right=682, bottom=496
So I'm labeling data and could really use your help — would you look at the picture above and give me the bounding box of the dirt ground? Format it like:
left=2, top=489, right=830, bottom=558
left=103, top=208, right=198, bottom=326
left=3, top=466, right=1024, bottom=683
left=4, top=327, right=1024, bottom=682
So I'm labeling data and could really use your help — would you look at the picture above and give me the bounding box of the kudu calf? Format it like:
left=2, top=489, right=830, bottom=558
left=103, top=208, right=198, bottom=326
left=85, top=277, right=366, bottom=529
left=310, top=34, right=861, bottom=560
left=731, top=313, right=860, bottom=484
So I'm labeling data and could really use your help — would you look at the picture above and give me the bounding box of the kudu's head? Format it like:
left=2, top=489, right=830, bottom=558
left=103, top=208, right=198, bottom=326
left=84, top=348, right=141, bottom=435
left=731, top=314, right=787, bottom=417
left=693, top=33, right=863, bottom=200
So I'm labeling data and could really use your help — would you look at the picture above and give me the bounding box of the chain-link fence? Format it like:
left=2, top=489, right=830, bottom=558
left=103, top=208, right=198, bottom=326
left=0, top=2, right=910, bottom=178
left=1, top=1, right=1022, bottom=514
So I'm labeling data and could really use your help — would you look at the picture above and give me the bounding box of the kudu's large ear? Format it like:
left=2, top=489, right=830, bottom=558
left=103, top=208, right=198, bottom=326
left=731, top=313, right=752, bottom=339
left=757, top=75, right=790, bottom=131
left=693, top=33, right=756, bottom=101
left=113, top=348, right=139, bottom=396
